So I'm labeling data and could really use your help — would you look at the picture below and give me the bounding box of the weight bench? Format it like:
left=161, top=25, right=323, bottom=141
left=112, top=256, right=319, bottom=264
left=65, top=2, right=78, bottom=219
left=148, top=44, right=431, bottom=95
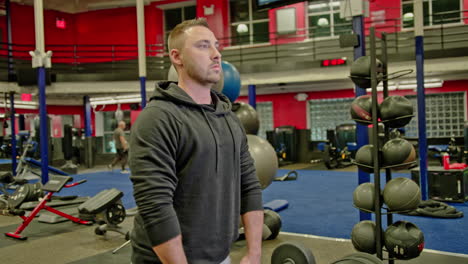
left=78, top=188, right=129, bottom=239
left=4, top=175, right=92, bottom=240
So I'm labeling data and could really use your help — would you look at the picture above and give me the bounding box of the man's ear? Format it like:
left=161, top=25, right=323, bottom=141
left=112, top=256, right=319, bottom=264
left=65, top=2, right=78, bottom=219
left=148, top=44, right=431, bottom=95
left=170, top=49, right=183, bottom=66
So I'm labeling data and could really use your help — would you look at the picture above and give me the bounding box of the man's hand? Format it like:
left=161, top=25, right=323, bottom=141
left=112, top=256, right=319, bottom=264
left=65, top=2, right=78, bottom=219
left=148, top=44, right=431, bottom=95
left=153, top=235, right=188, bottom=264
left=240, top=210, right=263, bottom=264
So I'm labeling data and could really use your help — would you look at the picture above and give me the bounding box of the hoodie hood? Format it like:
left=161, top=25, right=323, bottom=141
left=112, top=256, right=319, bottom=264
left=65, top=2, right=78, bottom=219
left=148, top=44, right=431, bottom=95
left=150, top=81, right=232, bottom=114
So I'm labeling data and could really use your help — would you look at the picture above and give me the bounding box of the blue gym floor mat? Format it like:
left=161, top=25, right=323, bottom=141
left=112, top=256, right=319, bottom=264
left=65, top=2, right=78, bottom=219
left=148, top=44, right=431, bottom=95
left=0, top=159, right=12, bottom=164
left=262, top=169, right=468, bottom=255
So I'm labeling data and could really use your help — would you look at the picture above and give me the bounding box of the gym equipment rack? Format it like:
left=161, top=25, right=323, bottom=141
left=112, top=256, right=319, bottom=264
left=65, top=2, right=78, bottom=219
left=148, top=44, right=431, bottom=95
left=367, top=28, right=395, bottom=263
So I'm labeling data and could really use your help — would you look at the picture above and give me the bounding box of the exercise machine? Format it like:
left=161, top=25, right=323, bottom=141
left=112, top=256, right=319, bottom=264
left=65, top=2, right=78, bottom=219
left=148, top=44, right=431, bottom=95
left=320, top=126, right=357, bottom=169
left=4, top=175, right=92, bottom=240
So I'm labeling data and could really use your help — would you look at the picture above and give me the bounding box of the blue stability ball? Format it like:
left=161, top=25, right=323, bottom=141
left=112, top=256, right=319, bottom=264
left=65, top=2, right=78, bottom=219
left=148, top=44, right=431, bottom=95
left=221, top=61, right=241, bottom=102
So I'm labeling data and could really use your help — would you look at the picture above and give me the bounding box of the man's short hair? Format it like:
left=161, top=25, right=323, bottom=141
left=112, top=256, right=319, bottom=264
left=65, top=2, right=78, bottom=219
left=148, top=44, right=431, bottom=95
left=167, top=18, right=210, bottom=51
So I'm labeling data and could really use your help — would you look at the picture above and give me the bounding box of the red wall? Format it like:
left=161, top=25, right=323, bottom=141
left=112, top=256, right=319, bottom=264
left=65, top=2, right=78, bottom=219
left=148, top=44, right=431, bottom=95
left=2, top=2, right=166, bottom=63
left=197, top=0, right=230, bottom=47
left=75, top=7, right=137, bottom=45
left=465, top=0, right=468, bottom=24
left=7, top=4, right=77, bottom=60
left=75, top=7, right=140, bottom=63
left=365, top=0, right=401, bottom=35
left=269, top=2, right=307, bottom=45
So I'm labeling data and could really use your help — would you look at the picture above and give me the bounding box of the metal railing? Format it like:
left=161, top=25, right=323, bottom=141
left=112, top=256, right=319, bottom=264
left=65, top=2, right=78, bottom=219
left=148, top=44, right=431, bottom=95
left=0, top=11, right=466, bottom=81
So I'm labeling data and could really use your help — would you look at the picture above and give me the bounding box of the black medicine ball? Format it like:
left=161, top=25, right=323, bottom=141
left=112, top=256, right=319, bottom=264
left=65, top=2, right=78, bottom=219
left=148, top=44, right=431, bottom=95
left=379, top=96, right=413, bottom=128
left=384, top=221, right=424, bottom=260
left=350, top=56, right=383, bottom=88
left=350, top=95, right=373, bottom=125
left=354, top=145, right=375, bottom=173
left=382, top=138, right=416, bottom=170
left=383, top=177, right=421, bottom=212
left=351, top=221, right=377, bottom=254
left=353, top=182, right=379, bottom=212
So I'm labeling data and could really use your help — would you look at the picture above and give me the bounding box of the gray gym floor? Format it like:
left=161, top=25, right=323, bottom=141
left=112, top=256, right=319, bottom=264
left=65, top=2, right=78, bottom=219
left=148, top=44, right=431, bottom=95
left=1, top=164, right=467, bottom=264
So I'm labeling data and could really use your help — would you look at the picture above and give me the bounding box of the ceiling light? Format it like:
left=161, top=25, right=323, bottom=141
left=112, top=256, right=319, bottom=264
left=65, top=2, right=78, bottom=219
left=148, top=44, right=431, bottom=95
left=0, top=101, right=39, bottom=110
left=309, top=3, right=328, bottom=10
left=90, top=94, right=144, bottom=106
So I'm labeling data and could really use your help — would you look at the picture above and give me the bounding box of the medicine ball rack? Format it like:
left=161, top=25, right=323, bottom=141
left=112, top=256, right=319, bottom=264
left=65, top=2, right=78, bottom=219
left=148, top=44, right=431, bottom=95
left=368, top=27, right=390, bottom=263
left=353, top=28, right=417, bottom=263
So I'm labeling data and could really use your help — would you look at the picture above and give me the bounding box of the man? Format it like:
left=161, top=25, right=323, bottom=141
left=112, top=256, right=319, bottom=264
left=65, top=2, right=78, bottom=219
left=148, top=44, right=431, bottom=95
left=129, top=18, right=263, bottom=264
left=108, top=120, right=129, bottom=173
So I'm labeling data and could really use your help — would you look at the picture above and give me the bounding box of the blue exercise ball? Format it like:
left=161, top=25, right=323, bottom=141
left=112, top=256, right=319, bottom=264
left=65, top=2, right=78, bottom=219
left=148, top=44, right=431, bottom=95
left=221, top=61, right=241, bottom=102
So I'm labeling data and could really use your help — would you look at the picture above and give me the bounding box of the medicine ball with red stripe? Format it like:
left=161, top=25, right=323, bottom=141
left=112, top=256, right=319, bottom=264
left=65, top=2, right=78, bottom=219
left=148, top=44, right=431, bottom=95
left=350, top=95, right=373, bottom=125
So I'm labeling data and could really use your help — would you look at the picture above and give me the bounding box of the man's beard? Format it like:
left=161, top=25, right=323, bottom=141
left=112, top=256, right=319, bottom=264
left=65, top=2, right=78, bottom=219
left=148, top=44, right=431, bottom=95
left=186, top=62, right=220, bottom=86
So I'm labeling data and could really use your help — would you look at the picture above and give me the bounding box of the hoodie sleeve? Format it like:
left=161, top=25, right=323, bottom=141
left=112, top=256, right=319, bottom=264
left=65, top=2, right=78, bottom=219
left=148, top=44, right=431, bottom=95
left=129, top=106, right=182, bottom=247
left=239, top=128, right=263, bottom=214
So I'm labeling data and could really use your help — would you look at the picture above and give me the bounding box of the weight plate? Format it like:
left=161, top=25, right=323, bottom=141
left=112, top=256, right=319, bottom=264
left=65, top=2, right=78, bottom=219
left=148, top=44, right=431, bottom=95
left=332, top=252, right=383, bottom=264
left=8, top=184, right=30, bottom=209
left=271, top=242, right=315, bottom=264
left=105, top=203, right=126, bottom=225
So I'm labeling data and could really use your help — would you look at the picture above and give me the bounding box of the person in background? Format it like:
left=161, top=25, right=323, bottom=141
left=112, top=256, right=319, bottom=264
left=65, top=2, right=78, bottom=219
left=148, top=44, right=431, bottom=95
left=108, top=120, right=129, bottom=173
left=129, top=18, right=263, bottom=264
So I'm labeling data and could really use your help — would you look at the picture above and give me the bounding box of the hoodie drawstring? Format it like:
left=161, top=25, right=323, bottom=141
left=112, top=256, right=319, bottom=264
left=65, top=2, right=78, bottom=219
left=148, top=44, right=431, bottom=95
left=224, top=117, right=238, bottom=171
left=201, top=108, right=219, bottom=173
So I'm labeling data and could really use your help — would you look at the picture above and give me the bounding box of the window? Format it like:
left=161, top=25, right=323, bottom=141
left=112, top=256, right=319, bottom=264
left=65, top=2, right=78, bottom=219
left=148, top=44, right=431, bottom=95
left=307, top=0, right=352, bottom=38
left=402, top=0, right=462, bottom=28
left=164, top=5, right=197, bottom=44
left=257, top=102, right=274, bottom=139
left=405, top=93, right=465, bottom=138
left=229, top=0, right=269, bottom=46
left=101, top=111, right=131, bottom=153
left=308, top=92, right=465, bottom=141
left=308, top=98, right=354, bottom=141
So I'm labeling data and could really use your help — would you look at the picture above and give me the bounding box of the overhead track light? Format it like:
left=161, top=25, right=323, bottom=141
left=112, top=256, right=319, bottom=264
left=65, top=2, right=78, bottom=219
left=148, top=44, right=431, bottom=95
left=89, top=94, right=143, bottom=106
left=0, top=101, right=39, bottom=110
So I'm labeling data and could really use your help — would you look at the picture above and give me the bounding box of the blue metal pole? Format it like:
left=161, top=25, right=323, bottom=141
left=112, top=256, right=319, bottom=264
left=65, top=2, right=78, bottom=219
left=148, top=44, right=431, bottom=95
left=248, top=84, right=256, bottom=109
left=140, top=76, right=147, bottom=109
left=83, top=96, right=92, bottom=137
left=353, top=15, right=371, bottom=221
left=9, top=93, right=17, bottom=175
left=38, top=67, right=49, bottom=184
left=415, top=0, right=428, bottom=200
left=416, top=36, right=427, bottom=200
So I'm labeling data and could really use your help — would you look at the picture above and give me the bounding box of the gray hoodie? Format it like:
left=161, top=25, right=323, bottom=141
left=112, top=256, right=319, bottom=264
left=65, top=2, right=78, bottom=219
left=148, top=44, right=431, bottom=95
left=129, top=82, right=263, bottom=264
